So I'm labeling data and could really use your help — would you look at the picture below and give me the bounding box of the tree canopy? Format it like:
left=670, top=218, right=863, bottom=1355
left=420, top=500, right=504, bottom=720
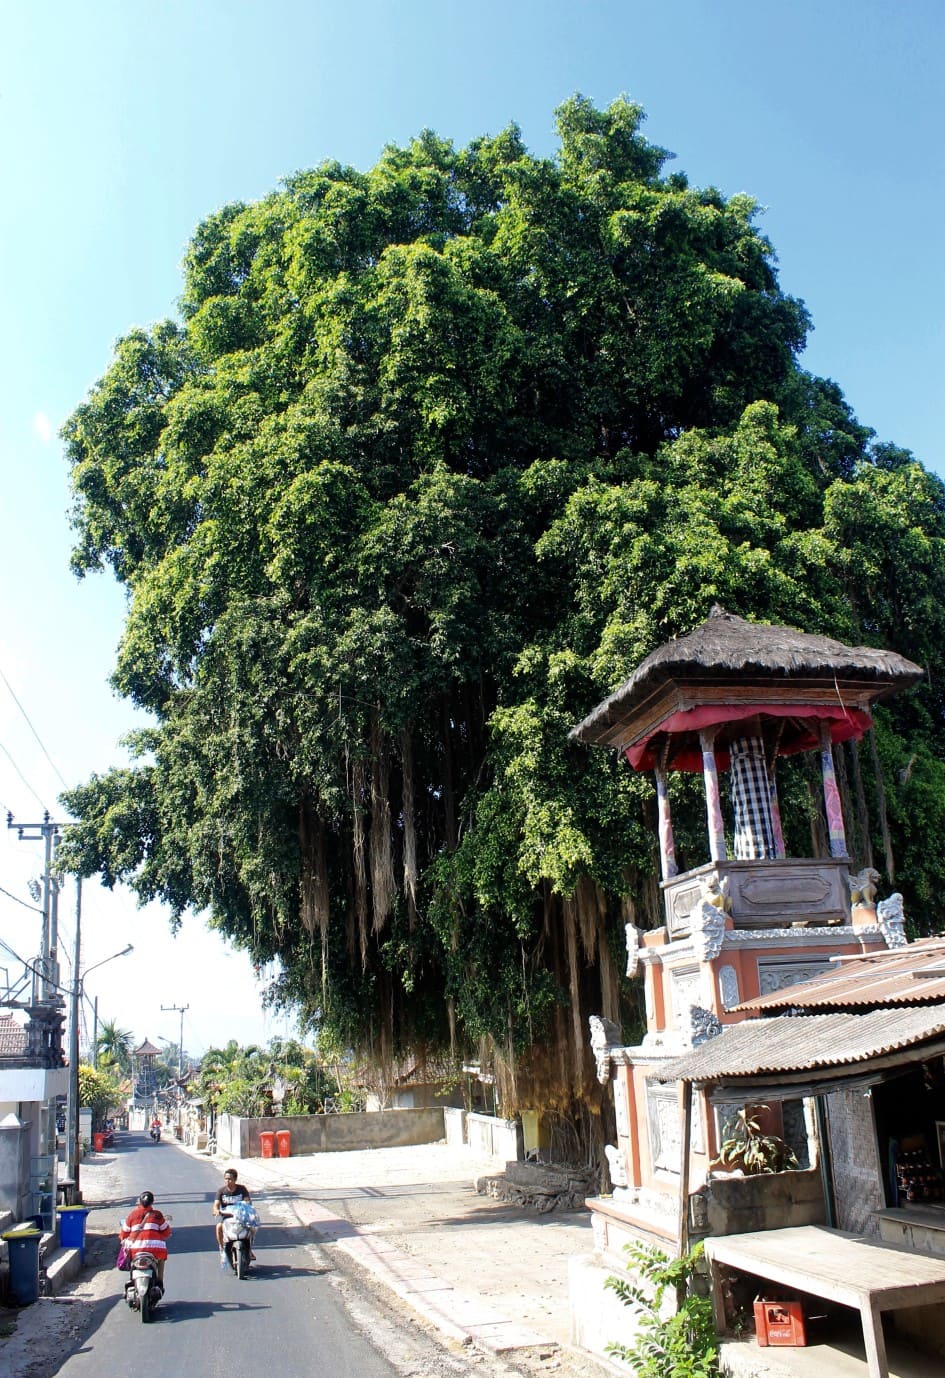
left=59, top=97, right=945, bottom=1137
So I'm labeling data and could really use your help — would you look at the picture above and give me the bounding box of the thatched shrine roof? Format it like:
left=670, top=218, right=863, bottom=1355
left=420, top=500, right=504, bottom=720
left=570, top=608, right=923, bottom=770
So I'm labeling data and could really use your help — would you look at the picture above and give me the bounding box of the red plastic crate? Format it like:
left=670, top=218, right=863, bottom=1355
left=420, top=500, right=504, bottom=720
left=754, top=1297, right=807, bottom=1347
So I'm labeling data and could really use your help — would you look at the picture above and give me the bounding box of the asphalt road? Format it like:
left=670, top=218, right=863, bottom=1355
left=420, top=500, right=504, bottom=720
left=58, top=1133, right=399, bottom=1378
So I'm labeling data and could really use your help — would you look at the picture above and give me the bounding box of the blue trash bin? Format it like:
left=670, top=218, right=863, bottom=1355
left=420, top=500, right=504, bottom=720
left=57, top=1206, right=90, bottom=1262
left=3, top=1229, right=41, bottom=1305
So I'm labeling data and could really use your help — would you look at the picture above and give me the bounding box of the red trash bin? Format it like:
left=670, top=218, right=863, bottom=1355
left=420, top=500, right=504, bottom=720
left=276, top=1130, right=291, bottom=1158
left=259, top=1131, right=275, bottom=1158
left=92, top=1132, right=105, bottom=1152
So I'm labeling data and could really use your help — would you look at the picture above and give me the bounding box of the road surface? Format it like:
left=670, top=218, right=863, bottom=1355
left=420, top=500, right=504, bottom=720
left=59, top=1132, right=399, bottom=1378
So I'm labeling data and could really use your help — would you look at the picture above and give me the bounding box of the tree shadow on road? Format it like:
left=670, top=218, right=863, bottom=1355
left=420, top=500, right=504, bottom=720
left=159, top=1299, right=272, bottom=1322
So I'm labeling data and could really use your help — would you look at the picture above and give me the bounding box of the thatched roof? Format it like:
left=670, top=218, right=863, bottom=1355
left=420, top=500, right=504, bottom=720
left=133, top=1038, right=161, bottom=1058
left=571, top=608, right=923, bottom=758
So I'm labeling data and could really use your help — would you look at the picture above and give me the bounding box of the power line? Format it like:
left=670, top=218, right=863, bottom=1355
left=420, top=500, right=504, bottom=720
left=0, top=882, right=44, bottom=914
left=0, top=739, right=51, bottom=814
left=0, top=664, right=69, bottom=790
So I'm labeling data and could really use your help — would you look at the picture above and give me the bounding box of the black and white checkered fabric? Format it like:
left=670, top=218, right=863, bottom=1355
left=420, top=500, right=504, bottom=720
left=730, top=735, right=777, bottom=859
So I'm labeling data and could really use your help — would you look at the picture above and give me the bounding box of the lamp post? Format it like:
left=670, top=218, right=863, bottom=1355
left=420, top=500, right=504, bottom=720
left=67, top=888, right=133, bottom=1199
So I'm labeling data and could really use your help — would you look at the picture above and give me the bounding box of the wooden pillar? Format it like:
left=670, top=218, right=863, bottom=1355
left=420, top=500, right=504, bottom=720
left=654, top=766, right=679, bottom=880
left=677, top=1079, right=693, bottom=1262
left=819, top=722, right=848, bottom=858
left=768, top=770, right=786, bottom=858
left=700, top=728, right=727, bottom=862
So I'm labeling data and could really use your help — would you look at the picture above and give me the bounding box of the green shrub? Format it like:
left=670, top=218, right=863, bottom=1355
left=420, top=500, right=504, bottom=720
left=606, top=1240, right=719, bottom=1378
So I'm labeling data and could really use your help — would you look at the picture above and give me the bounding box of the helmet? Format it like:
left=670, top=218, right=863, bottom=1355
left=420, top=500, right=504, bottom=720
left=138, top=1191, right=154, bottom=1208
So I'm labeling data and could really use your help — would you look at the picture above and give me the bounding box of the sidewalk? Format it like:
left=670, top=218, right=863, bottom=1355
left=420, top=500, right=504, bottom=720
left=228, top=1141, right=607, bottom=1365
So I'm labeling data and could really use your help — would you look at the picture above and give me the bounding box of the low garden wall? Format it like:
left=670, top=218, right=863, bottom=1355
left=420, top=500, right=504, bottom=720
left=466, top=1111, right=522, bottom=1161
left=701, top=1166, right=826, bottom=1237
left=217, top=1107, right=446, bottom=1159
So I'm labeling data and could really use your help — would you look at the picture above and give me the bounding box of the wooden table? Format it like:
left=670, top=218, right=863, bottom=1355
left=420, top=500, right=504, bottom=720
left=705, top=1225, right=945, bottom=1378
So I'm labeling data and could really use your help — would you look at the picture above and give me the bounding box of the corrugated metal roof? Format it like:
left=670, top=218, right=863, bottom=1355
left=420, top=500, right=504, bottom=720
left=734, top=938, right=945, bottom=1013
left=0, top=1015, right=27, bottom=1058
left=655, top=1005, right=945, bottom=1084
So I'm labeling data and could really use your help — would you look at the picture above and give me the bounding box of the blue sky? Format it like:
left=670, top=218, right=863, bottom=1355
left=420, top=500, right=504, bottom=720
left=0, top=0, right=942, bottom=1052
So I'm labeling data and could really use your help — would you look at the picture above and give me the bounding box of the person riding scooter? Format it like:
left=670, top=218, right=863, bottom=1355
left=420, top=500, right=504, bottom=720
left=120, top=1190, right=171, bottom=1287
left=213, top=1168, right=257, bottom=1262
left=149, top=1118, right=161, bottom=1142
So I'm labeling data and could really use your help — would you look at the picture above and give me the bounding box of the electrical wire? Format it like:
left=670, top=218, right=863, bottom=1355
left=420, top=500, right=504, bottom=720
left=0, top=663, right=69, bottom=789
left=0, top=738, right=51, bottom=813
left=0, top=881, right=44, bottom=914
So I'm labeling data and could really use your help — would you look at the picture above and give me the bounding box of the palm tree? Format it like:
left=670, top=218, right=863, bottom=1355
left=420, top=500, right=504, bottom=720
left=95, top=1019, right=133, bottom=1074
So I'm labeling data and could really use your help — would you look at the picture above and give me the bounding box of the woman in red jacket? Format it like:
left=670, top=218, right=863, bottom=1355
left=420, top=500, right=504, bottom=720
left=120, top=1191, right=171, bottom=1285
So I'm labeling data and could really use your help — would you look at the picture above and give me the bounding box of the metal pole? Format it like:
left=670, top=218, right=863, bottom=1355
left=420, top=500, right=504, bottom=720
left=41, top=817, right=53, bottom=999
left=92, top=996, right=99, bottom=1069
left=67, top=879, right=82, bottom=1199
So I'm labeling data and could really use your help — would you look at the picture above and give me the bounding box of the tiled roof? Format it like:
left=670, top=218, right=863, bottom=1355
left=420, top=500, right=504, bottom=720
left=655, top=1005, right=945, bottom=1084
left=0, top=1015, right=28, bottom=1057
left=734, top=937, right=945, bottom=1013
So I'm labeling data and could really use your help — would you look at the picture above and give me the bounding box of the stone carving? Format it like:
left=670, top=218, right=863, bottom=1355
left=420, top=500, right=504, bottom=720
left=614, top=1078, right=630, bottom=1138
left=625, top=922, right=641, bottom=978
left=589, top=1015, right=623, bottom=1085
left=718, top=964, right=740, bottom=1010
left=848, top=867, right=881, bottom=907
left=604, top=1142, right=629, bottom=1187
left=671, top=968, right=703, bottom=1029
left=877, top=893, right=907, bottom=948
left=701, top=871, right=731, bottom=912
left=690, top=899, right=726, bottom=963
left=690, top=1005, right=722, bottom=1046
left=758, top=961, right=830, bottom=996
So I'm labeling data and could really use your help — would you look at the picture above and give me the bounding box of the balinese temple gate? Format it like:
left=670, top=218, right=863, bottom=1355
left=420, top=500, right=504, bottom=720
left=568, top=608, right=922, bottom=1294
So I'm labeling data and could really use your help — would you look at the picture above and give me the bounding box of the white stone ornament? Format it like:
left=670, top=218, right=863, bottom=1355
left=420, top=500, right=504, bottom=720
left=877, top=893, right=907, bottom=948
left=588, top=1014, right=622, bottom=1085
left=691, top=899, right=726, bottom=963
left=604, top=1142, right=629, bottom=1187
left=625, top=922, right=641, bottom=978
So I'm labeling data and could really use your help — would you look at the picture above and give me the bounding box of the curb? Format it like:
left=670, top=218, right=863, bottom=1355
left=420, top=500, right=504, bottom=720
left=44, top=1245, right=83, bottom=1294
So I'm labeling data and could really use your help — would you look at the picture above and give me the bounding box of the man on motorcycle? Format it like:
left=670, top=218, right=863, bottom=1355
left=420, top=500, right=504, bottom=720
left=120, top=1190, right=171, bottom=1286
left=213, top=1168, right=256, bottom=1261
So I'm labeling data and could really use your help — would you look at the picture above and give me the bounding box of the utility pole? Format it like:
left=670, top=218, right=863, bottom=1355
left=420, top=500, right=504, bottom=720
left=161, top=1003, right=188, bottom=1137
left=7, top=812, right=61, bottom=1001
left=67, top=879, right=82, bottom=1198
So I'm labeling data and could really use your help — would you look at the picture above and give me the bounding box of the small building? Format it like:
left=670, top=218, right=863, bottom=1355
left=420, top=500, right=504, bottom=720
left=0, top=1007, right=66, bottom=1227
left=567, top=607, right=925, bottom=1364
left=131, top=1037, right=161, bottom=1106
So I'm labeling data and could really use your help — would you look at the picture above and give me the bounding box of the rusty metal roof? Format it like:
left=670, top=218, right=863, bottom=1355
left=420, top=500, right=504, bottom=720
left=656, top=1006, right=945, bottom=1084
left=734, top=938, right=945, bottom=1013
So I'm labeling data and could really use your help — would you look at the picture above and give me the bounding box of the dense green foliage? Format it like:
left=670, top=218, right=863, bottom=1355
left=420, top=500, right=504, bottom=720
left=78, top=1063, right=122, bottom=1123
left=193, top=1038, right=338, bottom=1117
left=59, top=97, right=945, bottom=1119
left=606, top=1241, right=718, bottom=1378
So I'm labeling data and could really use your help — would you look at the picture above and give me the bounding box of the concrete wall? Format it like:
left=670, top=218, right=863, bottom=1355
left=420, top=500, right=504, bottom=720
left=466, top=1112, right=522, bottom=1161
left=217, top=1107, right=446, bottom=1159
left=443, top=1107, right=466, bottom=1148
left=701, top=1167, right=825, bottom=1238
left=0, top=1119, right=31, bottom=1221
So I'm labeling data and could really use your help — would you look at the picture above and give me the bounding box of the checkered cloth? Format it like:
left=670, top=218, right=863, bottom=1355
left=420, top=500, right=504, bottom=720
left=730, top=735, right=777, bottom=859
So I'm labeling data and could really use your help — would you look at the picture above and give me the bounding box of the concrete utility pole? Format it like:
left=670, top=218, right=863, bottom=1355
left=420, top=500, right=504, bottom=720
left=67, top=879, right=82, bottom=1196
left=161, top=1002, right=189, bottom=1136
left=7, top=812, right=61, bottom=1000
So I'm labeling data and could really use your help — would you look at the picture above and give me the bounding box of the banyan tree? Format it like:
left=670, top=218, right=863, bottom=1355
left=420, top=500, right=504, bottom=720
left=57, top=99, right=945, bottom=1156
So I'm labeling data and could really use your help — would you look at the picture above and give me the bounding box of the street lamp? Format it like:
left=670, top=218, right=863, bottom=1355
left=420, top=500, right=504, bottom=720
left=66, top=916, right=134, bottom=1198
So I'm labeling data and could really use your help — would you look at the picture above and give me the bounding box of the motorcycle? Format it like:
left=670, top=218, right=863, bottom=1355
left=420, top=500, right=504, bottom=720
left=149, top=1124, right=161, bottom=1142
left=221, top=1201, right=257, bottom=1280
left=124, top=1249, right=163, bottom=1322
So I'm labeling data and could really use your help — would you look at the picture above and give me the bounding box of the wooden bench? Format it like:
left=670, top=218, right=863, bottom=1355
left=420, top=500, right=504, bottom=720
left=705, top=1225, right=945, bottom=1378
